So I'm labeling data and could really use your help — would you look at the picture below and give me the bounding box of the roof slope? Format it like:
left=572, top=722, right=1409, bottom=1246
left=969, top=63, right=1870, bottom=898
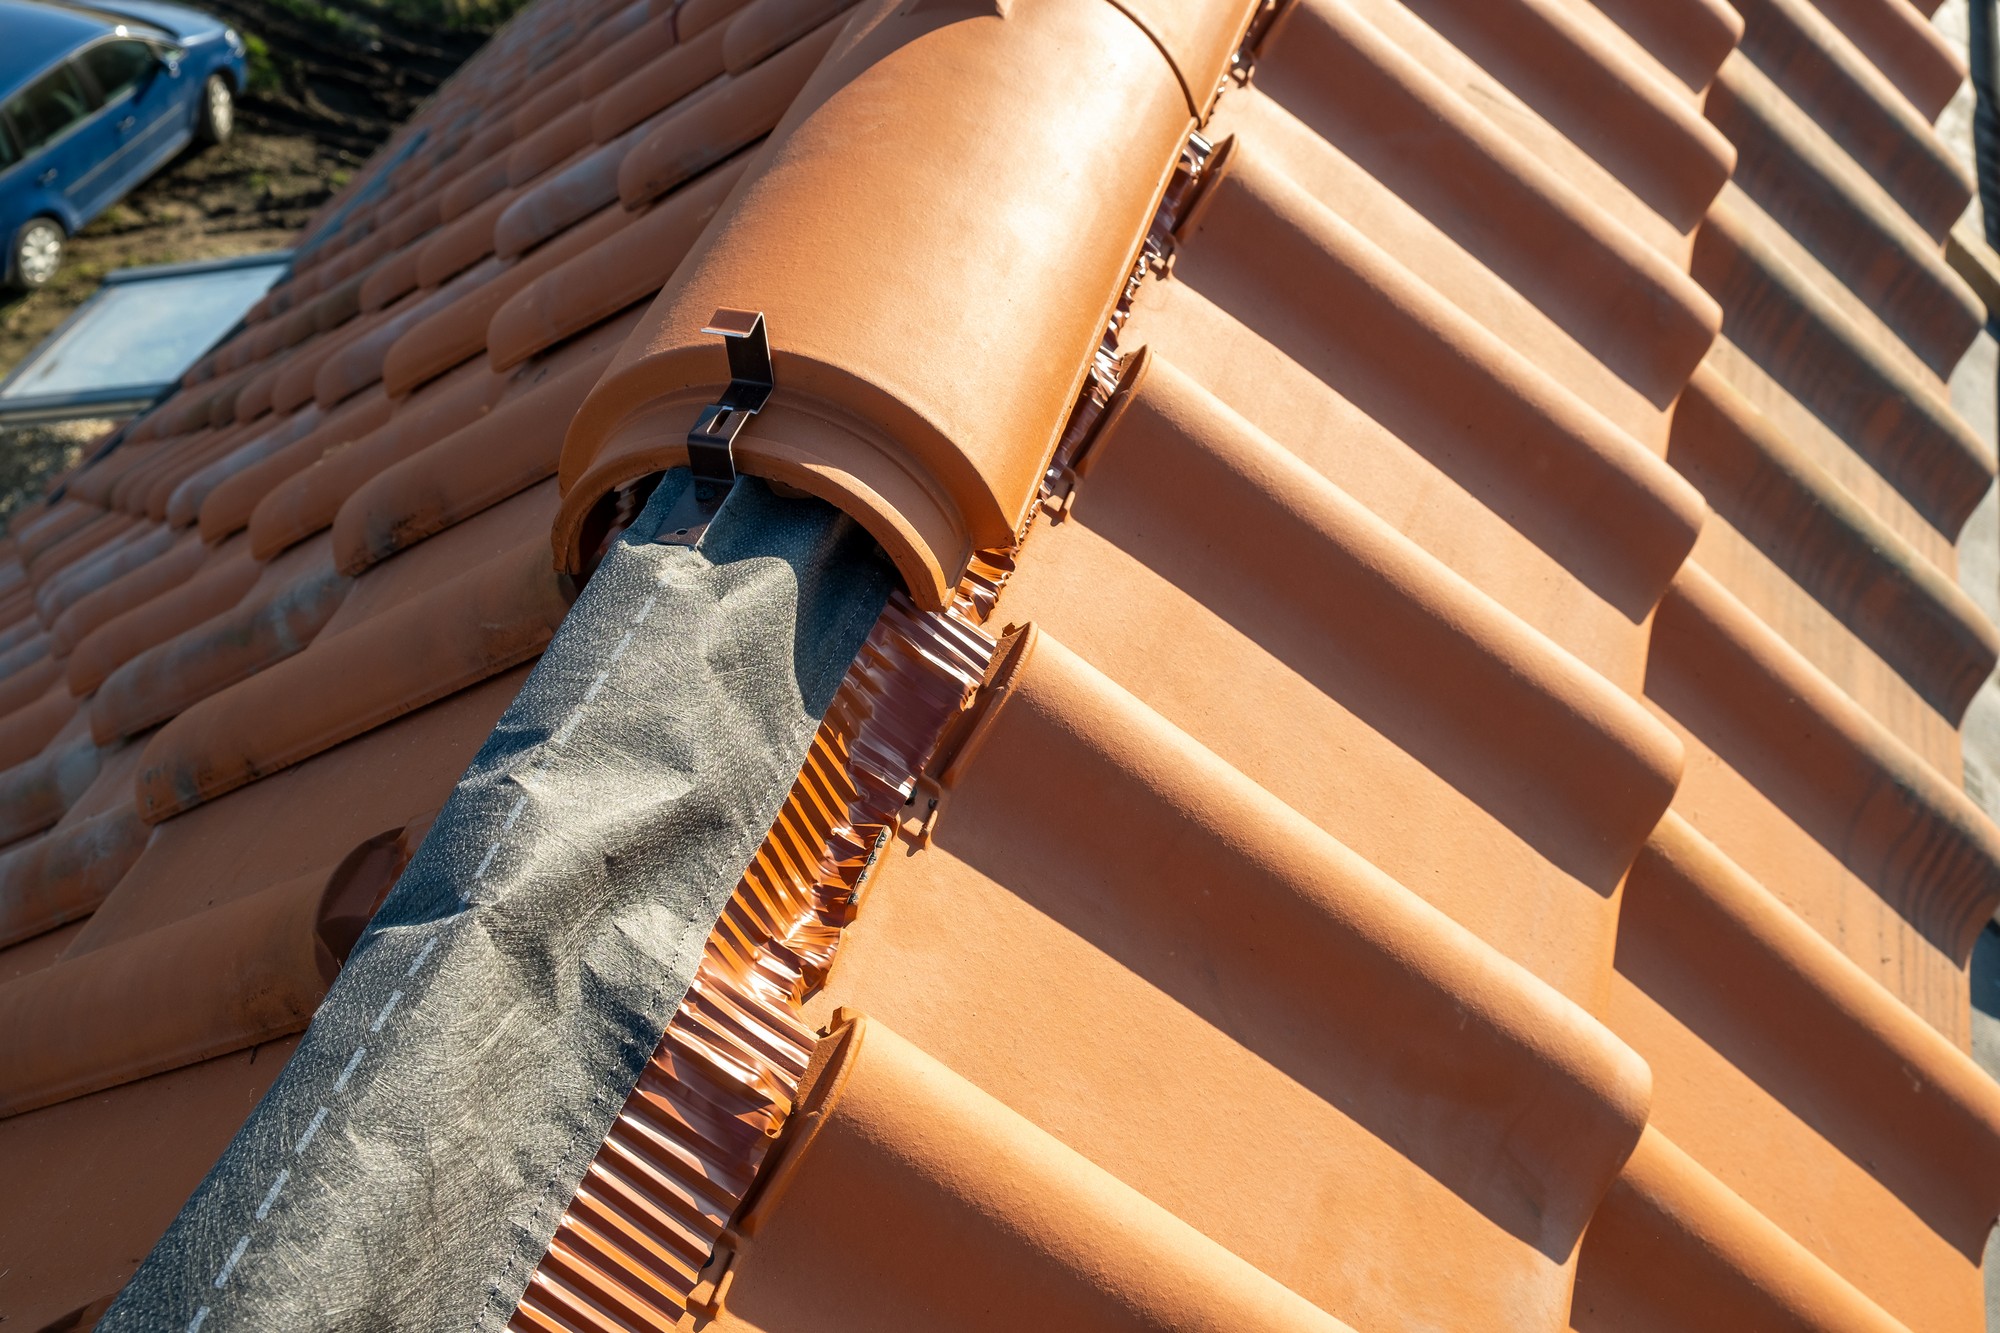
left=0, top=0, right=1995, bottom=1326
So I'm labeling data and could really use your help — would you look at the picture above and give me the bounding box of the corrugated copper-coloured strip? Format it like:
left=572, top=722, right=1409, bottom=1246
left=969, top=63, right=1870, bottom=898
left=510, top=580, right=998, bottom=1333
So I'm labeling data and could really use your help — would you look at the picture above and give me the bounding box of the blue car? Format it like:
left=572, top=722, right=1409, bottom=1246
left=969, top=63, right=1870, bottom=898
left=0, top=0, right=245, bottom=290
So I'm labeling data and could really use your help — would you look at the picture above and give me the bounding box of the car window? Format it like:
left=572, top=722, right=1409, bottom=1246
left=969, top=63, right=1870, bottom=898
left=5, top=64, right=93, bottom=156
left=77, top=40, right=156, bottom=107
left=0, top=121, right=17, bottom=173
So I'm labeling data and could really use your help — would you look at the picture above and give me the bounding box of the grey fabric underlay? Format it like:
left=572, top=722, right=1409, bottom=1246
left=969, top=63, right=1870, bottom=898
left=101, top=473, right=894, bottom=1332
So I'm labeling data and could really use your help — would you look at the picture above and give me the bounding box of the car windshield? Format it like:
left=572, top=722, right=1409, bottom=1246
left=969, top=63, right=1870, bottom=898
left=6, top=62, right=91, bottom=155
left=77, top=38, right=153, bottom=105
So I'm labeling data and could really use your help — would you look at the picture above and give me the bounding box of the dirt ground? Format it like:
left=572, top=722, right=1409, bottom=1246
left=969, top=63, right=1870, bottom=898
left=0, top=0, right=515, bottom=530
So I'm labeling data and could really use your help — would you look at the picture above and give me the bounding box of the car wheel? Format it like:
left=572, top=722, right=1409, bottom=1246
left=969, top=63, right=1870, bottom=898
left=197, top=74, right=234, bottom=145
left=9, top=217, right=64, bottom=291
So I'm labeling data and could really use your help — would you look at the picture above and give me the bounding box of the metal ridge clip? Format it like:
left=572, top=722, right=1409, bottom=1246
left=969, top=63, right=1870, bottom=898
left=658, top=308, right=773, bottom=547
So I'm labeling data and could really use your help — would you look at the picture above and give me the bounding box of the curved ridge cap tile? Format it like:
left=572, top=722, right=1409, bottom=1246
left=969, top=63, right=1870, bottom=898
left=1628, top=813, right=2000, bottom=1252
left=252, top=362, right=515, bottom=562
left=0, top=734, right=102, bottom=849
left=1252, top=0, right=1719, bottom=409
left=1694, top=194, right=1995, bottom=539
left=51, top=533, right=208, bottom=659
left=488, top=155, right=749, bottom=374
left=378, top=197, right=639, bottom=400
left=200, top=391, right=396, bottom=545
left=0, top=687, right=77, bottom=774
left=0, top=865, right=333, bottom=1119
left=1099, top=0, right=1259, bottom=116
left=559, top=0, right=1199, bottom=608
left=945, top=628, right=1652, bottom=1249
left=1652, top=562, right=2000, bottom=959
left=1730, top=0, right=1971, bottom=239
left=581, top=17, right=730, bottom=155
left=614, top=10, right=849, bottom=211
left=66, top=547, right=260, bottom=699
left=1394, top=0, right=1734, bottom=232
left=336, top=321, right=637, bottom=575
left=1705, top=63, right=1981, bottom=379
left=89, top=551, right=351, bottom=747
left=1669, top=363, right=1999, bottom=719
left=1174, top=139, right=1705, bottom=616
left=735, top=1016, right=1354, bottom=1333
left=136, top=536, right=571, bottom=822
left=1083, top=353, right=1685, bottom=872
left=168, top=406, right=326, bottom=532
left=0, top=802, right=147, bottom=950
left=1576, top=1126, right=1908, bottom=1332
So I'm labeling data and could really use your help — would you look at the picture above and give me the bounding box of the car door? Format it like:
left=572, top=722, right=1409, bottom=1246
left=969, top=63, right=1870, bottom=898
left=69, top=38, right=178, bottom=221
left=3, top=60, right=102, bottom=229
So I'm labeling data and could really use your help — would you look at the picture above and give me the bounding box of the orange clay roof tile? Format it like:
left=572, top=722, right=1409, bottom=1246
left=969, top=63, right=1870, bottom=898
left=136, top=528, right=570, bottom=821
left=616, top=13, right=845, bottom=209
left=379, top=198, right=639, bottom=397
left=0, top=861, right=337, bottom=1118
left=0, top=802, right=148, bottom=951
left=200, top=392, right=395, bottom=542
left=52, top=532, right=208, bottom=660
left=67, top=543, right=261, bottom=700
left=487, top=158, right=744, bottom=373
left=0, top=686, right=77, bottom=775
left=0, top=729, right=106, bottom=849
left=251, top=362, right=516, bottom=561
left=1395, top=0, right=1737, bottom=232
left=582, top=17, right=731, bottom=149
left=3, top=0, right=2000, bottom=1324
left=89, top=541, right=351, bottom=747
left=166, top=408, right=324, bottom=530
left=338, top=310, right=646, bottom=574
left=1652, top=561, right=2000, bottom=958
left=1575, top=1125, right=1906, bottom=1332
left=1249, top=0, right=1721, bottom=406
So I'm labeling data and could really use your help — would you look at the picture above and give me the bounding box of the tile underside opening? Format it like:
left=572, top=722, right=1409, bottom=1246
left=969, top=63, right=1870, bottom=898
left=509, top=102, right=1227, bottom=1333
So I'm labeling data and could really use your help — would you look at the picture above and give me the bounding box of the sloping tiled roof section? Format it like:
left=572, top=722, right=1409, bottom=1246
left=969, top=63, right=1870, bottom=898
left=0, top=0, right=1996, bottom=1324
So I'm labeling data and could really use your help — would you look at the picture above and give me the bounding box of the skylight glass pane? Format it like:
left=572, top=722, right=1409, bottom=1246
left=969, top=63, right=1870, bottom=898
left=0, top=260, right=285, bottom=400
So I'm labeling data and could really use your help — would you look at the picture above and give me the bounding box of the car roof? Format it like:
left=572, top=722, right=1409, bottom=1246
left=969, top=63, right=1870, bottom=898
left=0, top=0, right=167, bottom=95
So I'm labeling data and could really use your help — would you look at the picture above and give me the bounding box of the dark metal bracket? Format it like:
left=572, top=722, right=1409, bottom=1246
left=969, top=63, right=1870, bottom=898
left=657, top=308, right=772, bottom=547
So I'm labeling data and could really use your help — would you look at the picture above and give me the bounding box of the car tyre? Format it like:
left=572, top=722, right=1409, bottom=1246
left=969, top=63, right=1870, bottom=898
left=197, top=74, right=234, bottom=145
left=8, top=217, right=64, bottom=292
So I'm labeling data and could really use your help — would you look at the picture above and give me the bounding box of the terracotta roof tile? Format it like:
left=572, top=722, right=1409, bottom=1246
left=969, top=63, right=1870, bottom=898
left=88, top=540, right=352, bottom=747
left=3, top=0, right=2000, bottom=1323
